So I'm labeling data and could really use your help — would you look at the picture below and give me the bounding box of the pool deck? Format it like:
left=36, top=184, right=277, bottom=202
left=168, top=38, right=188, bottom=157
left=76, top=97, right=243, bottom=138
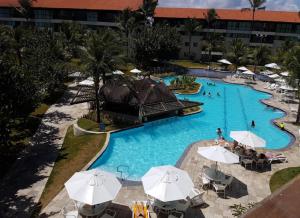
left=41, top=77, right=300, bottom=218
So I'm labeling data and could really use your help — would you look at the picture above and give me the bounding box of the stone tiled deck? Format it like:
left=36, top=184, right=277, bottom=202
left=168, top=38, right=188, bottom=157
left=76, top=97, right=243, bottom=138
left=42, top=77, right=300, bottom=218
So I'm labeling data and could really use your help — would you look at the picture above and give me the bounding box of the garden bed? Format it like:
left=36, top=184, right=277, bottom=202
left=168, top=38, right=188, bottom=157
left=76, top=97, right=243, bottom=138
left=270, top=167, right=300, bottom=192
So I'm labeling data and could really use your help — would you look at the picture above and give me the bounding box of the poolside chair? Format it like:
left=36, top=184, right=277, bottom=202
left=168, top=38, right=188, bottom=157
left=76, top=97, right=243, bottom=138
left=241, top=158, right=254, bottom=169
left=222, top=175, right=234, bottom=190
left=168, top=211, right=184, bottom=218
left=188, top=188, right=205, bottom=207
left=201, top=175, right=211, bottom=189
left=265, top=152, right=288, bottom=164
left=61, top=206, right=79, bottom=218
left=132, top=201, right=149, bottom=218
left=100, top=209, right=116, bottom=218
left=173, top=199, right=190, bottom=212
left=213, top=183, right=227, bottom=198
left=255, top=158, right=267, bottom=169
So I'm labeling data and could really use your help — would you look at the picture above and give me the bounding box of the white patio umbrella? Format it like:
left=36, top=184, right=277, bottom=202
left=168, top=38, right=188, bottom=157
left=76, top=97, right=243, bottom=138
left=112, top=70, right=124, bottom=75
left=142, top=165, right=194, bottom=202
left=265, top=63, right=281, bottom=70
left=218, top=59, right=232, bottom=65
left=260, top=70, right=274, bottom=75
left=197, top=146, right=239, bottom=164
left=242, top=70, right=254, bottom=75
left=230, top=131, right=266, bottom=148
left=130, top=68, right=142, bottom=74
left=279, top=85, right=298, bottom=91
left=280, top=72, right=289, bottom=77
left=65, top=169, right=121, bottom=205
left=237, top=66, right=249, bottom=71
left=79, top=77, right=94, bottom=86
left=268, top=74, right=280, bottom=79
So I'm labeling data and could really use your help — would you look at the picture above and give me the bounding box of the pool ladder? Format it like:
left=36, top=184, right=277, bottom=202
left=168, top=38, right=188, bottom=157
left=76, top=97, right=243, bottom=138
left=117, top=165, right=129, bottom=181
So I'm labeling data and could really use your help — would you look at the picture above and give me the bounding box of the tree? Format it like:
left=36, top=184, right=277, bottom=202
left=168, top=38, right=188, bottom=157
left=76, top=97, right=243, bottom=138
left=284, top=46, right=300, bottom=123
left=81, top=29, right=124, bottom=123
left=15, top=0, right=35, bottom=23
left=138, top=0, right=158, bottom=24
left=227, top=38, right=248, bottom=71
left=250, top=45, right=270, bottom=73
left=133, top=24, right=180, bottom=69
left=204, top=9, right=219, bottom=64
left=183, top=18, right=201, bottom=59
left=243, top=0, right=266, bottom=31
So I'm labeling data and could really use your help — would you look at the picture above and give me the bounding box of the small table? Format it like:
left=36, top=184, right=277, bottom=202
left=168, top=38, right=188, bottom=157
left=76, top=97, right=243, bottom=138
left=79, top=202, right=108, bottom=218
left=203, top=168, right=226, bottom=183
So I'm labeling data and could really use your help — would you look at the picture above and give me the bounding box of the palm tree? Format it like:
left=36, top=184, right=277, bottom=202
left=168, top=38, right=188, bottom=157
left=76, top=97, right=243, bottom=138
left=81, top=29, right=124, bottom=123
left=183, top=18, right=201, bottom=59
left=15, top=0, right=35, bottom=23
left=139, top=0, right=158, bottom=20
left=204, top=9, right=219, bottom=65
left=284, top=45, right=300, bottom=123
left=250, top=45, right=270, bottom=73
left=227, top=38, right=248, bottom=71
left=244, top=0, right=266, bottom=31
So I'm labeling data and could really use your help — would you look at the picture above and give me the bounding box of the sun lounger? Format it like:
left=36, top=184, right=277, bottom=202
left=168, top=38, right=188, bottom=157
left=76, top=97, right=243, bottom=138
left=132, top=201, right=149, bottom=218
left=265, top=152, right=288, bottom=164
left=213, top=183, right=227, bottom=198
left=188, top=188, right=205, bottom=207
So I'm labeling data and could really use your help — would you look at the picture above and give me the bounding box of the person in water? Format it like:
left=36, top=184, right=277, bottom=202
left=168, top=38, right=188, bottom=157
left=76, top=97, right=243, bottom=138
left=216, top=128, right=222, bottom=138
left=251, top=120, right=255, bottom=128
left=217, top=92, right=220, bottom=96
left=203, top=91, right=206, bottom=96
left=208, top=92, right=211, bottom=97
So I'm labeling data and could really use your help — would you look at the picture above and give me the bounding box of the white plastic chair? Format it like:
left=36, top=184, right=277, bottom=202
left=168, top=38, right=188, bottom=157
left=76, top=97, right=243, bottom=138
left=213, top=183, right=227, bottom=198
left=61, top=207, right=79, bottom=218
left=188, top=188, right=205, bottom=207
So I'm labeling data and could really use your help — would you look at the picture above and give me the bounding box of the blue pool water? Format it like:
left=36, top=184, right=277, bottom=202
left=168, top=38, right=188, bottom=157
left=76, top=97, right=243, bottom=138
left=90, top=78, right=292, bottom=180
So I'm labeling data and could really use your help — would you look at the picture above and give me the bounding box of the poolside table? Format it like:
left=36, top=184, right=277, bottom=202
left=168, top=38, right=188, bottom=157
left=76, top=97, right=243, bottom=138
left=203, top=168, right=226, bottom=183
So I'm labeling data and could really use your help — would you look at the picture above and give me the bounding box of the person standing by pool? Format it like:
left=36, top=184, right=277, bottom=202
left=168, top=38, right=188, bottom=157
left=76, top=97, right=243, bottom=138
left=216, top=128, right=222, bottom=138
left=251, top=120, right=255, bottom=128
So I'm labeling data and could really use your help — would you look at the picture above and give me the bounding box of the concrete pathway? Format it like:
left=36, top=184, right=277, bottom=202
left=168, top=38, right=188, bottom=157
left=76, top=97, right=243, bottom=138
left=0, top=86, right=88, bottom=217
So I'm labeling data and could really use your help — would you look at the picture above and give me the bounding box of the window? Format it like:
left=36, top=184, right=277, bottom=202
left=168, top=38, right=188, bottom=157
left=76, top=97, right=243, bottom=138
left=238, top=22, right=251, bottom=31
left=193, top=42, right=198, bottom=47
left=276, top=23, right=292, bottom=33
left=0, top=9, right=10, bottom=18
left=87, top=12, right=98, bottom=22
left=184, top=42, right=190, bottom=47
left=34, top=10, right=53, bottom=19
left=297, top=25, right=300, bottom=34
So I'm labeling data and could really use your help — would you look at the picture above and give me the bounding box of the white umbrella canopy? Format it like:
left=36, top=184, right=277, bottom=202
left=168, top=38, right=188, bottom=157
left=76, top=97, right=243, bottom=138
left=142, top=165, right=194, bottom=202
left=218, top=59, right=232, bottom=65
left=268, top=74, right=280, bottom=79
left=197, top=146, right=239, bottom=164
left=230, top=131, right=266, bottom=148
left=265, top=63, right=281, bottom=70
left=130, top=68, right=142, bottom=74
left=279, top=85, right=298, bottom=91
left=79, top=77, right=94, bottom=86
left=237, top=66, right=249, bottom=71
left=65, top=169, right=122, bottom=205
left=242, top=70, right=254, bottom=75
left=112, top=70, right=124, bottom=75
left=280, top=71, right=289, bottom=77
left=260, top=70, right=274, bottom=75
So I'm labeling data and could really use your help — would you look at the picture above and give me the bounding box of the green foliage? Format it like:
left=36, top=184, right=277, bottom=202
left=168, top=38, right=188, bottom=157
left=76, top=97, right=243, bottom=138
left=183, top=18, right=202, bottom=58
left=133, top=24, right=181, bottom=69
left=270, top=167, right=300, bottom=192
left=227, top=38, right=248, bottom=69
left=249, top=45, right=270, bottom=72
left=229, top=202, right=256, bottom=217
left=170, top=76, right=197, bottom=89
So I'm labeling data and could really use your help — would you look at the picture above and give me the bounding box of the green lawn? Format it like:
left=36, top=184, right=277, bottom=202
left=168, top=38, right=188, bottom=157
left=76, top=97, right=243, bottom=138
left=39, top=127, right=107, bottom=208
left=270, top=167, right=300, bottom=192
left=170, top=60, right=209, bottom=69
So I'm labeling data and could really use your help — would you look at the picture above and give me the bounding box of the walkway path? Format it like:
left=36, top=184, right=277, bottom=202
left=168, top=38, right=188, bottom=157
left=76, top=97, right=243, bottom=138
left=0, top=86, right=88, bottom=217
left=41, top=77, right=300, bottom=217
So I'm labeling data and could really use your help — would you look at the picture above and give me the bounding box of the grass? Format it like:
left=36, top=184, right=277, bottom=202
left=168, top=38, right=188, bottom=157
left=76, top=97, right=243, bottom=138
left=78, top=118, right=99, bottom=132
left=270, top=167, right=300, bottom=192
left=39, top=127, right=107, bottom=208
left=170, top=60, right=209, bottom=69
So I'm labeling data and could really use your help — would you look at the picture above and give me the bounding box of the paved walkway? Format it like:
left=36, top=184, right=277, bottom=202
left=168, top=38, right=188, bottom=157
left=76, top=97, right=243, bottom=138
left=0, top=86, right=88, bottom=217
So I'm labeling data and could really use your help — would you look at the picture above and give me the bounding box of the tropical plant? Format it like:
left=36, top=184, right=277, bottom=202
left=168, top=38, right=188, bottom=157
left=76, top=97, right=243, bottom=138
left=183, top=18, right=202, bottom=59
left=227, top=38, right=248, bottom=71
left=272, top=40, right=297, bottom=65
left=284, top=45, right=300, bottom=123
left=249, top=45, right=270, bottom=73
left=138, top=0, right=158, bottom=24
left=15, top=0, right=35, bottom=23
left=229, top=202, right=256, bottom=217
left=170, top=76, right=196, bottom=89
left=81, top=29, right=124, bottom=123
left=243, top=0, right=266, bottom=31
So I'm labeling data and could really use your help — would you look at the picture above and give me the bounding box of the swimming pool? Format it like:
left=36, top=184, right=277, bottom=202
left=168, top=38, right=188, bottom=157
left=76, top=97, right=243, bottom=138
left=90, top=78, right=292, bottom=180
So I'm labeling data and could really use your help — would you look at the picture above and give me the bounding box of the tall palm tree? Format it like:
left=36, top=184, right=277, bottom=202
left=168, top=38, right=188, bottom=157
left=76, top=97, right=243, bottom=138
left=15, top=0, right=35, bottom=23
left=227, top=38, right=248, bottom=71
left=204, top=9, right=219, bottom=65
left=284, top=45, right=300, bottom=123
left=250, top=45, right=270, bottom=73
left=81, top=29, right=124, bottom=123
left=139, top=0, right=158, bottom=19
left=244, top=0, right=266, bottom=31
left=183, top=18, right=201, bottom=59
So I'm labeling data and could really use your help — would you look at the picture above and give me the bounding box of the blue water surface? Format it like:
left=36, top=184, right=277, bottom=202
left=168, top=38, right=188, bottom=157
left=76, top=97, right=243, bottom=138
left=90, top=78, right=292, bottom=180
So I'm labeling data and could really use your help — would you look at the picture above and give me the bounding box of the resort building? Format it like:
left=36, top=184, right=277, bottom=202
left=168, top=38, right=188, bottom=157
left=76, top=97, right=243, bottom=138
left=0, top=0, right=299, bottom=60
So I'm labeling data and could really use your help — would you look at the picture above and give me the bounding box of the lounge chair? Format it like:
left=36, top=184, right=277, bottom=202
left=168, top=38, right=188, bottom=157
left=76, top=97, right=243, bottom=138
left=213, top=183, right=227, bottom=198
left=241, top=158, right=254, bottom=169
left=168, top=211, right=184, bottom=218
left=132, top=201, right=149, bottom=218
left=61, top=206, right=78, bottom=218
left=100, top=209, right=116, bottom=218
left=265, top=152, right=288, bottom=164
left=188, top=188, right=205, bottom=207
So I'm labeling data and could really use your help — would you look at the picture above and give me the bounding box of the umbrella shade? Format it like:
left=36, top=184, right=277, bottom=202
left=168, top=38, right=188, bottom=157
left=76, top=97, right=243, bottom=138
left=197, top=146, right=239, bottom=164
left=218, top=59, right=232, bottom=65
left=65, top=169, right=121, bottom=205
left=230, top=131, right=266, bottom=148
left=79, top=79, right=94, bottom=86
left=268, top=74, right=280, bottom=79
left=242, top=70, right=254, bottom=75
left=279, top=85, right=298, bottom=91
left=237, top=66, right=249, bottom=71
left=260, top=70, right=274, bottom=75
left=130, top=68, right=142, bottom=74
left=280, top=72, right=289, bottom=77
left=142, top=165, right=194, bottom=202
left=113, top=70, right=124, bottom=75
left=265, top=63, right=281, bottom=70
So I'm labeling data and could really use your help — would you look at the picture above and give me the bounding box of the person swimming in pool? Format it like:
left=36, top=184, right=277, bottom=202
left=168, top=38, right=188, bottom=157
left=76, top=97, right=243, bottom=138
left=251, top=120, right=255, bottom=128
left=217, top=92, right=220, bottom=96
left=208, top=92, right=211, bottom=97
left=203, top=91, right=206, bottom=96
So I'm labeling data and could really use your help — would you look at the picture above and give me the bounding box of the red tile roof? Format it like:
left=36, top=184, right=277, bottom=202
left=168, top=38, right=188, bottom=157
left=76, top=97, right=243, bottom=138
left=0, top=0, right=143, bottom=11
left=155, top=8, right=300, bottom=23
